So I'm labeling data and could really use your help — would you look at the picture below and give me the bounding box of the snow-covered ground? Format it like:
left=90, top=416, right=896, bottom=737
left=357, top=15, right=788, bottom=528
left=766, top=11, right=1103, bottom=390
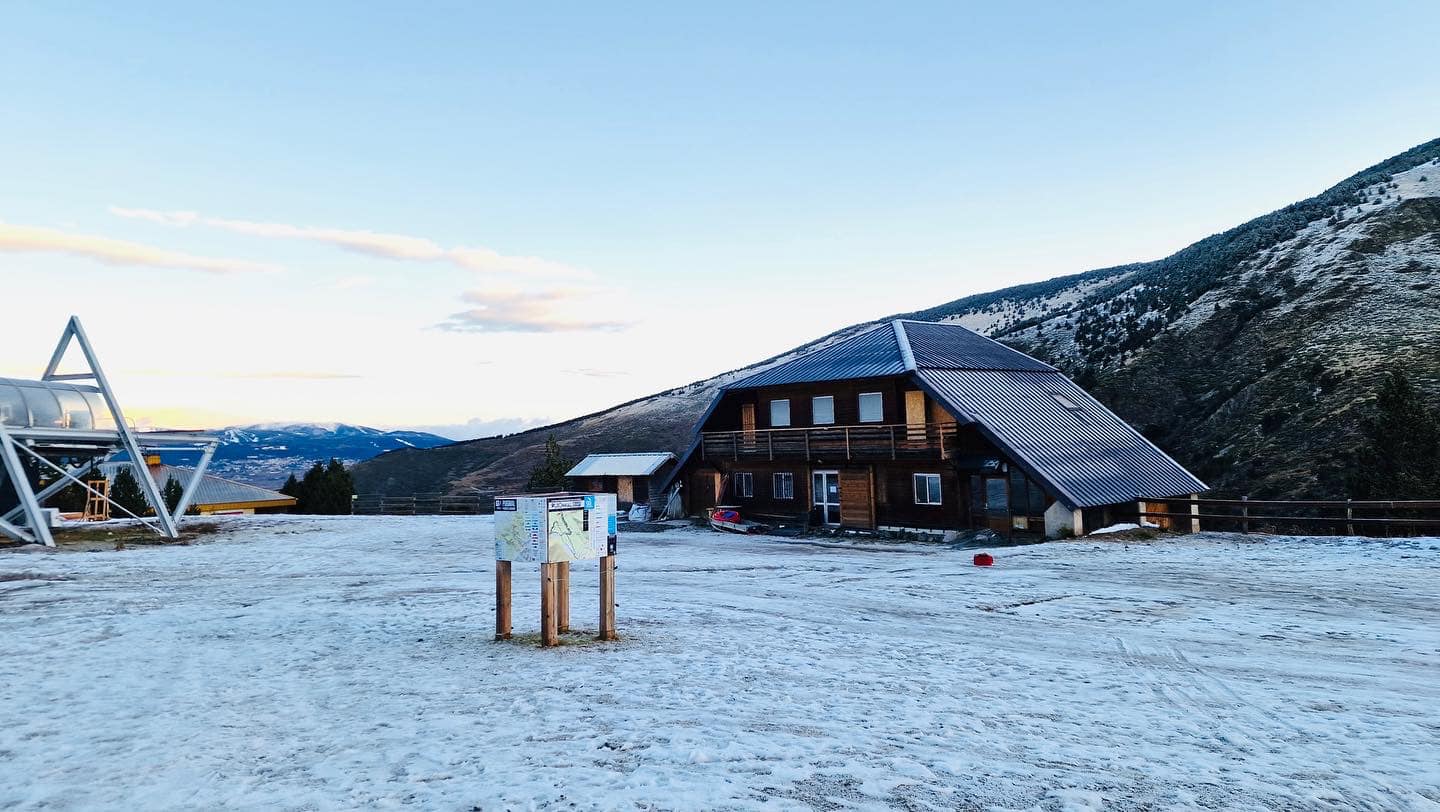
left=2, top=517, right=1437, bottom=810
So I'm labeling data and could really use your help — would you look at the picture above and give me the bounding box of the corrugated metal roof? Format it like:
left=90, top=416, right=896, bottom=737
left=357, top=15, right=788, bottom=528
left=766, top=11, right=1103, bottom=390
left=727, top=324, right=907, bottom=389
left=917, top=368, right=1206, bottom=508
left=900, top=320, right=1055, bottom=372
left=566, top=452, right=676, bottom=477
left=684, top=318, right=1205, bottom=509
left=101, top=462, right=296, bottom=508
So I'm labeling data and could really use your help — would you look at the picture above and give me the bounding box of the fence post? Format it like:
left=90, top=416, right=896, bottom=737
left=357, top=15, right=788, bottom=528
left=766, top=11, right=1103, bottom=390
left=1346, top=499, right=1354, bottom=536
left=1189, top=493, right=1201, bottom=534
left=1241, top=495, right=1249, bottom=534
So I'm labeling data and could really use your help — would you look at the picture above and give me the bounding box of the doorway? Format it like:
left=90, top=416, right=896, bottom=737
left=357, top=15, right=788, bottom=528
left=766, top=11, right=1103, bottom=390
left=970, top=474, right=1011, bottom=533
left=813, top=470, right=840, bottom=525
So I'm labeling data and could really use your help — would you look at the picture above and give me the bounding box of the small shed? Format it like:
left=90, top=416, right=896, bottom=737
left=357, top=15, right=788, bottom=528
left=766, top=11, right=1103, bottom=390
left=565, top=452, right=677, bottom=514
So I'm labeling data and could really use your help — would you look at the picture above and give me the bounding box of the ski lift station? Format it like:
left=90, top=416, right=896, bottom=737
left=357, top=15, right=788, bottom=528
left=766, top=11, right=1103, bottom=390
left=0, top=317, right=219, bottom=546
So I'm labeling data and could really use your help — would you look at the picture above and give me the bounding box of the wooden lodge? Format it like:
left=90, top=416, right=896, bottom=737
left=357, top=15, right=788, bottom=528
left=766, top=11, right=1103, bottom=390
left=665, top=320, right=1207, bottom=538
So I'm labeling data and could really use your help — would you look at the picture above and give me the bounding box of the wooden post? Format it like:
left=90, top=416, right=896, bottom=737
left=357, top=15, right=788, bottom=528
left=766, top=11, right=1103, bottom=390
left=540, top=562, right=558, bottom=647
left=1346, top=499, right=1354, bottom=536
left=1241, top=495, right=1250, bottom=534
left=1071, top=508, right=1084, bottom=537
left=598, top=555, right=617, bottom=641
left=494, top=560, right=512, bottom=640
left=1189, top=494, right=1201, bottom=534
left=556, top=561, right=571, bottom=634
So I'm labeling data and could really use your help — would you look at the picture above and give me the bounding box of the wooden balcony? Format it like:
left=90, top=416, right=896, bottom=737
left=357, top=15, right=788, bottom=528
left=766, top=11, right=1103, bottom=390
left=701, top=422, right=961, bottom=462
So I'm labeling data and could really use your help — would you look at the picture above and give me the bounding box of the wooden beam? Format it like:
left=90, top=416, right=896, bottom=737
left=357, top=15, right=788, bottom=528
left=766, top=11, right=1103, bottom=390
left=598, top=556, right=617, bottom=641
left=540, top=562, right=558, bottom=647
left=494, top=560, right=512, bottom=640
left=556, top=561, right=571, bottom=634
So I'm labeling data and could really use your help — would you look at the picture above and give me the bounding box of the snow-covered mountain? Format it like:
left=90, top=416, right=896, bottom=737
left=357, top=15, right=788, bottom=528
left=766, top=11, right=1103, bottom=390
left=354, top=137, right=1440, bottom=499
left=176, top=423, right=452, bottom=488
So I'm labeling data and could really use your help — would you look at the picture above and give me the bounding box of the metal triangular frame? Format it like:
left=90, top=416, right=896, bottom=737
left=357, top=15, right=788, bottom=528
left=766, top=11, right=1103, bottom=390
left=0, top=317, right=217, bottom=546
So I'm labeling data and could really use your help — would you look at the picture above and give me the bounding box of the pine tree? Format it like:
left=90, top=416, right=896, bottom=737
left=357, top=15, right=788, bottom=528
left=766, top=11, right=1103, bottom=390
left=280, top=473, right=301, bottom=499
left=323, top=458, right=355, bottom=514
left=292, top=459, right=355, bottom=514
left=525, top=434, right=573, bottom=492
left=1350, top=369, right=1440, bottom=498
left=297, top=462, right=327, bottom=514
left=162, top=475, right=185, bottom=514
left=109, top=467, right=150, bottom=517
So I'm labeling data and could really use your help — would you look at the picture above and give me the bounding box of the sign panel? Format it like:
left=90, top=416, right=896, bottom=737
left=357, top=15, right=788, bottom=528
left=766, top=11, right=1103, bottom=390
left=494, top=492, right=617, bottom=562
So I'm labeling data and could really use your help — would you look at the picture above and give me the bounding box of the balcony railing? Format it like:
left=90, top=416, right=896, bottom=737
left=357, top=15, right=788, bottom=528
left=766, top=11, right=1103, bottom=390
left=701, top=422, right=961, bottom=462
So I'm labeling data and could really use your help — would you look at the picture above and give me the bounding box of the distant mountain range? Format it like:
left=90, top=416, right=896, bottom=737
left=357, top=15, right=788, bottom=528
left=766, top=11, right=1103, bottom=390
left=354, top=137, right=1440, bottom=500
left=163, top=424, right=453, bottom=488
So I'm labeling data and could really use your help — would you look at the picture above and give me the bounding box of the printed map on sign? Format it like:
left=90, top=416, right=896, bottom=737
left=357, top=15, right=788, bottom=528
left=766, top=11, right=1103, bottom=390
left=546, top=496, right=606, bottom=562
left=494, top=499, right=544, bottom=562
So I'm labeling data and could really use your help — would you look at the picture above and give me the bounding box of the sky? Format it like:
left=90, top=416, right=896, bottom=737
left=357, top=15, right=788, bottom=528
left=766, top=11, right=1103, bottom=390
left=2, top=2, right=1438, bottom=438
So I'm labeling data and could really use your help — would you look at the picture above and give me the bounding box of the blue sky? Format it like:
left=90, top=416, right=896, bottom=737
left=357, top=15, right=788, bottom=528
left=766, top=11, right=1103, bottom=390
left=2, top=2, right=1438, bottom=436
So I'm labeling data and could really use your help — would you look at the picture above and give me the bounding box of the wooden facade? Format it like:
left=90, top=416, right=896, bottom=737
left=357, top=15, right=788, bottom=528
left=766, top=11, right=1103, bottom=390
left=681, top=375, right=1055, bottom=536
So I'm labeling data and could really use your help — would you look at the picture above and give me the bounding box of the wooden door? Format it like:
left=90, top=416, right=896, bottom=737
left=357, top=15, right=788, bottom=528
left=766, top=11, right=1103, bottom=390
left=839, top=469, right=875, bottom=529
left=691, top=470, right=720, bottom=512
left=616, top=476, right=635, bottom=505
left=740, top=403, right=756, bottom=452
left=904, top=390, right=926, bottom=443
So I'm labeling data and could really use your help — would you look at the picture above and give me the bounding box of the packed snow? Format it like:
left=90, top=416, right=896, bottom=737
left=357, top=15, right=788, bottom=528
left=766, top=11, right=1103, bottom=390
left=2, top=516, right=1437, bottom=810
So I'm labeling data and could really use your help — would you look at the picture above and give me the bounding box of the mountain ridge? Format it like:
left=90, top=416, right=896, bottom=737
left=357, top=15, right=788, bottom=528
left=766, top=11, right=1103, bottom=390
left=353, top=137, right=1440, bottom=500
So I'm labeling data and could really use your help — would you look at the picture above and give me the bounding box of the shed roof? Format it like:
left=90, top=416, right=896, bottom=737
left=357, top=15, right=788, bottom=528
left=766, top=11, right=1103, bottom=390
left=566, top=452, right=676, bottom=477
left=692, top=319, right=1205, bottom=509
left=102, top=462, right=296, bottom=509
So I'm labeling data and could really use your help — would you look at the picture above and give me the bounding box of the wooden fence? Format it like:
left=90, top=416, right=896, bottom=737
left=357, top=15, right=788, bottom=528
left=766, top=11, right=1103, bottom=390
left=1138, top=496, right=1440, bottom=537
left=353, top=494, right=494, bottom=516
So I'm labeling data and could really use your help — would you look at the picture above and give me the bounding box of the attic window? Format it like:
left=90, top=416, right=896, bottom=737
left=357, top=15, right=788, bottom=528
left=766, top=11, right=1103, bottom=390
left=1051, top=392, right=1082, bottom=410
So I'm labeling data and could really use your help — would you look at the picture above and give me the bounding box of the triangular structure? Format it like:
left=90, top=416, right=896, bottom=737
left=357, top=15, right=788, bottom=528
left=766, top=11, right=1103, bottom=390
left=0, top=317, right=218, bottom=546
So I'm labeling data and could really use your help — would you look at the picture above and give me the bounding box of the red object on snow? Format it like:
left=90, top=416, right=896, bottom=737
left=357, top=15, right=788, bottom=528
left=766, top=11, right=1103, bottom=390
left=712, top=509, right=741, bottom=523
left=973, top=552, right=994, bottom=567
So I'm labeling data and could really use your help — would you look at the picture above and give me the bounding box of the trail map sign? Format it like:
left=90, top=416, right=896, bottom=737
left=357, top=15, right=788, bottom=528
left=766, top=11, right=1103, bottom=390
left=493, top=491, right=620, bottom=647
left=495, top=493, right=617, bottom=562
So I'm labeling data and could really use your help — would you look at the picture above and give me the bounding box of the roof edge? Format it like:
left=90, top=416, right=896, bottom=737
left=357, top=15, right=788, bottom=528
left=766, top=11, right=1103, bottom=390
left=892, top=320, right=917, bottom=372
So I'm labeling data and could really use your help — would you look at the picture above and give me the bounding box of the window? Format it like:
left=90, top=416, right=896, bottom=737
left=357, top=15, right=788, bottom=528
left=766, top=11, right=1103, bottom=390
left=0, top=385, right=27, bottom=427
left=734, top=472, right=754, bottom=498
left=19, top=387, right=63, bottom=429
left=773, top=472, right=794, bottom=500
left=858, top=392, right=883, bottom=423
left=1051, top=392, right=1082, bottom=410
left=913, top=473, right=942, bottom=505
left=769, top=399, right=791, bottom=427
left=811, top=395, right=835, bottom=425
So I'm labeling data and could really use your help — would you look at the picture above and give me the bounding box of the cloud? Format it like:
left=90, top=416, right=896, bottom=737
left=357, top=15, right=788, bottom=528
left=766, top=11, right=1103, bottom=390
left=390, top=416, right=552, bottom=441
left=222, top=371, right=363, bottom=380
left=0, top=220, right=281, bottom=274
left=563, top=367, right=631, bottom=378
left=110, top=206, right=587, bottom=279
left=436, top=288, right=633, bottom=334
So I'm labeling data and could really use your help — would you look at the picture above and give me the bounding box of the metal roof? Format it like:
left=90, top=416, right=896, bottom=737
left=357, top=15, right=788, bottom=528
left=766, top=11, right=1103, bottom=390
left=685, top=318, right=1206, bottom=509
left=899, top=320, right=1055, bottom=372
left=566, top=452, right=676, bottom=477
left=101, top=462, right=296, bottom=508
left=727, top=323, right=907, bottom=389
left=917, top=368, right=1206, bottom=508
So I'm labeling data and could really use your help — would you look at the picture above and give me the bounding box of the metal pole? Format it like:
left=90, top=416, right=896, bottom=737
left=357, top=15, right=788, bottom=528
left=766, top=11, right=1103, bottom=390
left=0, top=425, right=52, bottom=546
left=173, top=442, right=218, bottom=519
